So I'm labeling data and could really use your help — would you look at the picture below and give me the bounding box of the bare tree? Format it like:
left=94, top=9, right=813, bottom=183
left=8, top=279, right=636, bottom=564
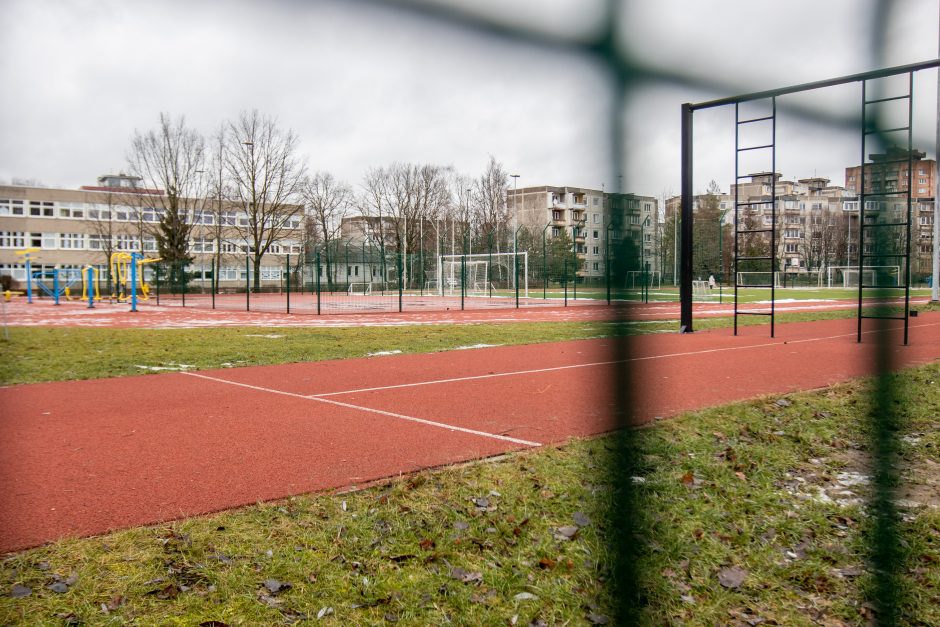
left=224, top=110, right=306, bottom=290
left=85, top=192, right=121, bottom=294
left=358, top=163, right=451, bottom=287
left=472, top=156, right=509, bottom=251
left=126, top=113, right=206, bottom=287
left=302, top=172, right=353, bottom=290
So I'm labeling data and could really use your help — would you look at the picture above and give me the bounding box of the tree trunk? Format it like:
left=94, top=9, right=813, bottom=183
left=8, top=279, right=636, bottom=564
left=253, top=256, right=262, bottom=291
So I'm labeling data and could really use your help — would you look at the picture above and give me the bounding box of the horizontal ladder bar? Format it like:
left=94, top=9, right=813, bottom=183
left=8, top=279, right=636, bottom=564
left=864, top=94, right=911, bottom=104
left=737, top=115, right=775, bottom=124
left=737, top=255, right=773, bottom=261
left=860, top=222, right=910, bottom=228
left=863, top=126, right=910, bottom=135
left=737, top=144, right=775, bottom=152
left=860, top=190, right=911, bottom=197
left=735, top=200, right=772, bottom=207
left=736, top=228, right=774, bottom=234
left=860, top=285, right=909, bottom=289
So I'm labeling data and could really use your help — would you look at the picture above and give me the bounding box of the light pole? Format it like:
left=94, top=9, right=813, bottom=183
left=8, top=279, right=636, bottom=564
left=510, top=174, right=520, bottom=289
left=642, top=216, right=651, bottom=303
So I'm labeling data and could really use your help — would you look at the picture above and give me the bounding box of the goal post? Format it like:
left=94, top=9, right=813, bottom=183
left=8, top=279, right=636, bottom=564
left=826, top=265, right=900, bottom=289
left=438, top=252, right=528, bottom=297
left=347, top=282, right=373, bottom=296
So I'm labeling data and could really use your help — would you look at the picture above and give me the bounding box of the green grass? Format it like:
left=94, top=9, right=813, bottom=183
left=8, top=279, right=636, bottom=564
left=4, top=301, right=938, bottom=386
left=2, top=363, right=938, bottom=625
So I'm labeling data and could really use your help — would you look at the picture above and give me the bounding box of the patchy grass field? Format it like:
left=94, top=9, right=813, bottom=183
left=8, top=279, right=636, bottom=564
left=4, top=303, right=933, bottom=386
left=2, top=363, right=938, bottom=625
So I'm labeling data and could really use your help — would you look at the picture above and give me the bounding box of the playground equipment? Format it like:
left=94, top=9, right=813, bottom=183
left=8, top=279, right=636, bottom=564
left=14, top=247, right=40, bottom=303
left=109, top=252, right=161, bottom=310
left=31, top=268, right=82, bottom=306
left=79, top=266, right=101, bottom=306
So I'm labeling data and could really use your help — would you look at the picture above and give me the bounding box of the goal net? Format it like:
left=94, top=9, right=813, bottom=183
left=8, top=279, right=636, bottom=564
left=826, top=265, right=900, bottom=289
left=438, top=252, right=528, bottom=297
left=692, top=280, right=710, bottom=300
left=347, top=282, right=373, bottom=296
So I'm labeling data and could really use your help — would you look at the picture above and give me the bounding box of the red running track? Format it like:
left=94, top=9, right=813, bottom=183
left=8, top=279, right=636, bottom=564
left=2, top=314, right=939, bottom=553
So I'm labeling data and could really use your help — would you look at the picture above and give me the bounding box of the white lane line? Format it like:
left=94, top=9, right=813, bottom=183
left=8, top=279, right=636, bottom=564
left=309, top=321, right=940, bottom=398
left=181, top=371, right=540, bottom=448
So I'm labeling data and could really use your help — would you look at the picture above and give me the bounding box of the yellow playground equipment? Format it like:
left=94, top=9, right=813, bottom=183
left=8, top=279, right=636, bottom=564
left=109, top=252, right=161, bottom=302
left=78, top=265, right=101, bottom=302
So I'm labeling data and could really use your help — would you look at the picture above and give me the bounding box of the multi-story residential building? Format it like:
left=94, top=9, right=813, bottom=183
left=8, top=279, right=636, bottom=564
left=506, top=185, right=659, bottom=282
left=672, top=167, right=935, bottom=284
left=0, top=174, right=304, bottom=292
left=844, top=147, right=936, bottom=199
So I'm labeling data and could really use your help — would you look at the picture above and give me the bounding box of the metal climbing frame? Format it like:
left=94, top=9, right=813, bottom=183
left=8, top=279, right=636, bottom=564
left=680, top=59, right=940, bottom=336
left=733, top=98, right=777, bottom=337
left=857, top=73, right=914, bottom=345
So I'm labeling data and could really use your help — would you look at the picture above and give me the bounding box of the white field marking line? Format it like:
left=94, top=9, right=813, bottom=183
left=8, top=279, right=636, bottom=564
left=310, top=320, right=940, bottom=399
left=181, top=371, right=540, bottom=448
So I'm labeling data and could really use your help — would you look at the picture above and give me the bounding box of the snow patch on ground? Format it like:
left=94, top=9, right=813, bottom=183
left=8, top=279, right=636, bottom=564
left=135, top=363, right=196, bottom=372
left=244, top=334, right=286, bottom=339
left=367, top=350, right=403, bottom=357
left=454, top=343, right=502, bottom=350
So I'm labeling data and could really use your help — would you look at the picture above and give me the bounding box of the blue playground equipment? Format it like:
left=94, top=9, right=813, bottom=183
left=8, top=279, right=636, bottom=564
left=32, top=268, right=82, bottom=306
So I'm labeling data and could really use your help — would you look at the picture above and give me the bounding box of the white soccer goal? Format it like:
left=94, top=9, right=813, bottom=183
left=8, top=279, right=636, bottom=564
left=625, top=270, right=662, bottom=289
left=826, top=265, right=900, bottom=289
left=347, top=282, right=373, bottom=296
left=692, top=280, right=710, bottom=300
left=438, top=252, right=528, bottom=297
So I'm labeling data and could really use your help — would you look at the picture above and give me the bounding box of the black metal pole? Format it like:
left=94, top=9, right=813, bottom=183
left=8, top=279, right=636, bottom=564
left=286, top=253, right=290, bottom=314
left=245, top=256, right=250, bottom=312
left=680, top=102, right=694, bottom=332
left=316, top=251, right=321, bottom=315
left=211, top=257, right=216, bottom=310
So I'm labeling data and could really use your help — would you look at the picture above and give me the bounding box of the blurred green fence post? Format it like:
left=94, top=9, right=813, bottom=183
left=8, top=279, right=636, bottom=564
left=245, top=256, right=250, bottom=312
left=397, top=251, right=403, bottom=313
left=211, top=257, right=216, bottom=310
left=564, top=256, right=568, bottom=307
left=286, top=253, right=291, bottom=314
left=316, top=251, right=322, bottom=315
left=460, top=253, right=465, bottom=311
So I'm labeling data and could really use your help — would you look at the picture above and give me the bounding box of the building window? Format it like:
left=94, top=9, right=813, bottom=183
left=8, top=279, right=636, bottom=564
left=592, top=197, right=599, bottom=206
left=29, top=201, right=54, bottom=217
left=552, top=210, right=562, bottom=221
left=592, top=230, right=599, bottom=239
left=59, top=233, right=84, bottom=249
left=785, top=243, right=798, bottom=253
left=593, top=213, right=600, bottom=224
left=552, top=227, right=561, bottom=237
left=0, top=199, right=25, bottom=216
left=592, top=246, right=599, bottom=255
left=593, top=262, right=599, bottom=270
left=0, top=232, right=26, bottom=248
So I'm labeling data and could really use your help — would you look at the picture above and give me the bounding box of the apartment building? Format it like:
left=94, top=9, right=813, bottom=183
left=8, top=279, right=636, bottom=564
left=674, top=168, right=935, bottom=283
left=506, top=185, right=659, bottom=281
left=0, top=174, right=304, bottom=290
left=844, top=147, right=936, bottom=199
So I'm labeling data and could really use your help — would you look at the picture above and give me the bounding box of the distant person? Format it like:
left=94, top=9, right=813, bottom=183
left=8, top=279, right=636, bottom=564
left=708, top=274, right=717, bottom=290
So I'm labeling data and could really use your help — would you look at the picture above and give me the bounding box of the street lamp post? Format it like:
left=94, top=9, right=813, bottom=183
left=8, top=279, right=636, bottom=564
left=642, top=216, right=651, bottom=303
left=510, top=174, right=520, bottom=290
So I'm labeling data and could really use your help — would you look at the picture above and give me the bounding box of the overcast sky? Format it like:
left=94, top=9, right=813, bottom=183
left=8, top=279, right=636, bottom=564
left=1, top=0, right=937, bottom=200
